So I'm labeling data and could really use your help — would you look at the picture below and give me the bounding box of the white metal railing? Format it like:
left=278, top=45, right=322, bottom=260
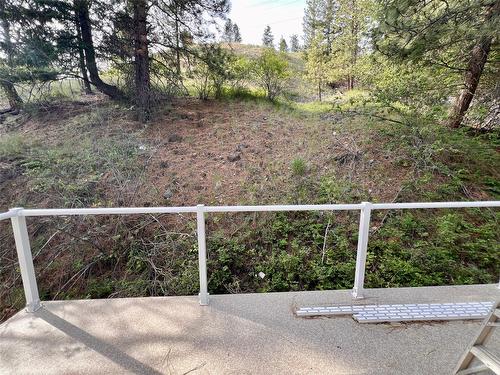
left=1, top=201, right=499, bottom=312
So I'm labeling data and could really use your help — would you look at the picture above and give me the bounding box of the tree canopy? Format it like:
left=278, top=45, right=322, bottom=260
left=262, top=25, right=274, bottom=48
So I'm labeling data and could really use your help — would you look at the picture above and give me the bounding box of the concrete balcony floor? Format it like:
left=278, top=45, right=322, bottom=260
left=1, top=284, right=499, bottom=375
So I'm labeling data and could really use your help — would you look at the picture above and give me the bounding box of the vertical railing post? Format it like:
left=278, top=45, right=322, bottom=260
left=352, top=202, right=372, bottom=299
left=196, top=204, right=209, bottom=305
left=10, top=208, right=41, bottom=312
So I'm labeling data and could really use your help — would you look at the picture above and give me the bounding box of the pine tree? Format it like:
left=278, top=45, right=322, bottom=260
left=171, top=1, right=184, bottom=78
left=232, top=23, right=242, bottom=43
left=1, top=0, right=230, bottom=114
left=305, top=34, right=329, bottom=101
left=289, top=34, right=300, bottom=52
left=374, top=0, right=500, bottom=128
left=132, top=0, right=151, bottom=122
left=223, top=18, right=233, bottom=42
left=75, top=0, right=124, bottom=99
left=0, top=0, right=23, bottom=112
left=327, top=0, right=371, bottom=89
left=74, top=8, right=92, bottom=95
left=262, top=25, right=274, bottom=48
left=153, top=0, right=230, bottom=86
left=322, top=0, right=337, bottom=55
left=303, top=0, right=338, bottom=54
left=279, top=37, right=288, bottom=52
left=302, top=0, right=322, bottom=49
left=0, top=0, right=59, bottom=112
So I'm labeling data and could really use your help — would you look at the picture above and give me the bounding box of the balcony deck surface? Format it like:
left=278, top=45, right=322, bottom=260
left=1, top=284, right=499, bottom=375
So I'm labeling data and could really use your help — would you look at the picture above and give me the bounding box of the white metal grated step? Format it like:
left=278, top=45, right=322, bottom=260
left=297, top=302, right=494, bottom=323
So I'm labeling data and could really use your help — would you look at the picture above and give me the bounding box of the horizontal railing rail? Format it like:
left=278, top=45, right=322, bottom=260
left=1, top=201, right=499, bottom=312
left=0, top=210, right=16, bottom=221
left=3, top=201, right=499, bottom=218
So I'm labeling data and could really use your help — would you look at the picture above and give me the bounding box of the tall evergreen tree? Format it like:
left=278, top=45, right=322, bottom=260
left=279, top=36, right=288, bottom=52
left=0, top=0, right=230, bottom=116
left=289, top=34, right=300, bottom=52
left=223, top=18, right=233, bottom=42
left=73, top=5, right=92, bottom=94
left=0, top=0, right=59, bottom=112
left=222, top=18, right=242, bottom=43
left=169, top=0, right=185, bottom=78
left=322, top=0, right=337, bottom=55
left=152, top=0, right=230, bottom=85
left=262, top=25, right=274, bottom=48
left=75, top=0, right=124, bottom=99
left=303, top=0, right=338, bottom=54
left=305, top=34, right=329, bottom=101
left=303, top=0, right=322, bottom=49
left=232, top=23, right=242, bottom=43
left=132, top=0, right=151, bottom=122
left=328, top=0, right=371, bottom=89
left=374, top=0, right=500, bottom=128
left=0, top=0, right=23, bottom=112
left=28, top=0, right=114, bottom=97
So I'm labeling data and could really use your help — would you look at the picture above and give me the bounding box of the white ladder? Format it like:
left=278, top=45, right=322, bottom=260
left=454, top=301, right=500, bottom=375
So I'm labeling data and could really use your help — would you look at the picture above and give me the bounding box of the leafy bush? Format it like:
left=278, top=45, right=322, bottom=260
left=355, top=55, right=453, bottom=124
left=190, top=63, right=211, bottom=100
left=227, top=56, right=252, bottom=94
left=189, top=44, right=236, bottom=99
left=366, top=210, right=499, bottom=288
left=252, top=48, right=290, bottom=101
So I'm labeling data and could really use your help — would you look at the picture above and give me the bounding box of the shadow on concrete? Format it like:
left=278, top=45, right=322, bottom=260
left=35, top=308, right=164, bottom=375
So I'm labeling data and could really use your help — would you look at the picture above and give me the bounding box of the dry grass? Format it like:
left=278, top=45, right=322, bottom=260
left=140, top=97, right=411, bottom=207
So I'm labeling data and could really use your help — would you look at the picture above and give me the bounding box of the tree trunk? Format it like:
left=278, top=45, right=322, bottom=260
left=78, top=49, right=93, bottom=95
left=133, top=0, right=151, bottom=122
left=0, top=81, right=23, bottom=113
left=174, top=5, right=182, bottom=78
left=447, top=39, right=492, bottom=128
left=74, top=7, right=92, bottom=94
left=346, top=75, right=355, bottom=90
left=448, top=0, right=499, bottom=128
left=74, top=0, right=123, bottom=99
left=347, top=0, right=359, bottom=91
left=348, top=37, right=358, bottom=90
left=0, top=11, right=23, bottom=111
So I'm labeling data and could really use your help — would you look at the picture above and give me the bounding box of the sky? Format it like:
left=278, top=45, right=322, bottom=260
left=227, top=0, right=307, bottom=46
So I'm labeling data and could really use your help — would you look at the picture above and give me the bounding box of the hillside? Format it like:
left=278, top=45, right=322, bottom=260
left=1, top=78, right=499, bottom=321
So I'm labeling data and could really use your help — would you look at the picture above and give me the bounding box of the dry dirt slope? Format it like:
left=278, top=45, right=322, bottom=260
left=0, top=96, right=498, bottom=322
left=0, top=97, right=413, bottom=210
left=142, top=98, right=412, bottom=207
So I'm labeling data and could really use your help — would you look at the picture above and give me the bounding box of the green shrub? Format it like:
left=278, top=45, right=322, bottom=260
left=365, top=210, right=499, bottom=288
left=252, top=48, right=290, bottom=101
left=189, top=44, right=236, bottom=99
left=228, top=56, right=252, bottom=93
